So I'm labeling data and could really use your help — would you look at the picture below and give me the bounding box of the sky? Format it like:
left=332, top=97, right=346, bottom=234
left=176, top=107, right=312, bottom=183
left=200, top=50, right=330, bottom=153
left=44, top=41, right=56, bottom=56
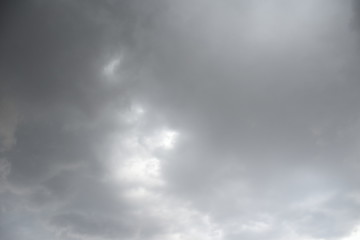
left=1, top=0, right=360, bottom=240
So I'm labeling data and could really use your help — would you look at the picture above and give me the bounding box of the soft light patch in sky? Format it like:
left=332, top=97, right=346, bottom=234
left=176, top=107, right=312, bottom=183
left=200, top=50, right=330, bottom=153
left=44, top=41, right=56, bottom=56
left=341, top=225, right=360, bottom=240
left=244, top=0, right=336, bottom=47
left=105, top=106, right=223, bottom=240
left=108, top=103, right=178, bottom=186
left=102, top=55, right=123, bottom=82
left=144, top=128, right=179, bottom=150
left=110, top=126, right=178, bottom=185
left=103, top=57, right=121, bottom=76
left=110, top=132, right=164, bottom=186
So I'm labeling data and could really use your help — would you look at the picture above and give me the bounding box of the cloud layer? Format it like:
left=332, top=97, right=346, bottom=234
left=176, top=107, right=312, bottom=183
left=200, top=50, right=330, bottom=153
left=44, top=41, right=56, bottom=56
left=1, top=1, right=360, bottom=240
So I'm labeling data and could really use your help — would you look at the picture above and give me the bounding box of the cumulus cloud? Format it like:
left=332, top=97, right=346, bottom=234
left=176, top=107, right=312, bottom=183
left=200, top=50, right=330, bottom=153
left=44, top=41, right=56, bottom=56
left=1, top=0, right=360, bottom=240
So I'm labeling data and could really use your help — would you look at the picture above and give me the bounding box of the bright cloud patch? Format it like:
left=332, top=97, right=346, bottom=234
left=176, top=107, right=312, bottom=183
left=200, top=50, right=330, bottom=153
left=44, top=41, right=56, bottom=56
left=144, top=128, right=179, bottom=150
left=102, top=55, right=123, bottom=82
left=341, top=225, right=360, bottom=240
left=104, top=104, right=225, bottom=240
left=107, top=103, right=178, bottom=186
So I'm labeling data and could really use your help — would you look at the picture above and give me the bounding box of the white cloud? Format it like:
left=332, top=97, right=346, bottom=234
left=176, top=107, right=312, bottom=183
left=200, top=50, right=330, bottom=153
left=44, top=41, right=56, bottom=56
left=341, top=225, right=360, bottom=240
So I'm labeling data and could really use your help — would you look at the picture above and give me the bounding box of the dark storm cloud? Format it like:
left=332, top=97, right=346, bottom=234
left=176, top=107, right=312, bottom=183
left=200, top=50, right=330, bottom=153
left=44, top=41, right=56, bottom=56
left=0, top=0, right=154, bottom=239
left=1, top=1, right=360, bottom=240
left=352, top=0, right=360, bottom=31
left=0, top=97, right=17, bottom=152
left=1, top=1, right=107, bottom=112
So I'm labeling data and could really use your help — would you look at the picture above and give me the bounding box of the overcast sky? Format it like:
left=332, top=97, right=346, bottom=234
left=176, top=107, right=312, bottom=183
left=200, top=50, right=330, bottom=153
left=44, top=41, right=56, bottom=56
left=1, top=1, right=360, bottom=240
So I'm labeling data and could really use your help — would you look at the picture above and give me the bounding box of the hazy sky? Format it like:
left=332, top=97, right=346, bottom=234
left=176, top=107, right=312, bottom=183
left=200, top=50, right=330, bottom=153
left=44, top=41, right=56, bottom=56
left=1, top=1, right=360, bottom=240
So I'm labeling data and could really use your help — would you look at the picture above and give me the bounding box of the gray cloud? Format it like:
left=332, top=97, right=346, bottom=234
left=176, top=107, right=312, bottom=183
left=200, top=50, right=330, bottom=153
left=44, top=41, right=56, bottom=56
left=0, top=97, right=18, bottom=152
left=1, top=1, right=360, bottom=240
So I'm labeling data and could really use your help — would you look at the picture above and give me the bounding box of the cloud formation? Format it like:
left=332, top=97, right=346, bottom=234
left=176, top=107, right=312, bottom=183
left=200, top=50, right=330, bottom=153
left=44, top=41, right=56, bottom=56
left=1, top=1, right=360, bottom=240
